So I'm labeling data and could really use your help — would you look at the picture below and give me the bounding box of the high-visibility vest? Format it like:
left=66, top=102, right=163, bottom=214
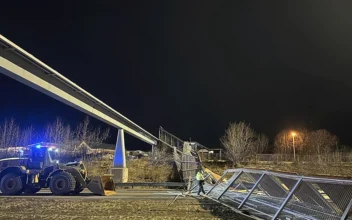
left=196, top=172, right=204, bottom=180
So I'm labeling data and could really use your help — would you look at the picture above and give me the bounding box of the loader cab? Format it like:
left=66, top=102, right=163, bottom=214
left=28, top=145, right=55, bottom=169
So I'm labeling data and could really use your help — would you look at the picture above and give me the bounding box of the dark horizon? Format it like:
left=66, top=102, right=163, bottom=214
left=1, top=1, right=352, bottom=149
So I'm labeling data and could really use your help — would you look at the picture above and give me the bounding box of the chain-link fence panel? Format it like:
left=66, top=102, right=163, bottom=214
left=219, top=171, right=260, bottom=204
left=315, top=181, right=352, bottom=216
left=277, top=182, right=338, bottom=219
left=193, top=169, right=352, bottom=220
left=239, top=173, right=288, bottom=217
left=204, top=170, right=241, bottom=198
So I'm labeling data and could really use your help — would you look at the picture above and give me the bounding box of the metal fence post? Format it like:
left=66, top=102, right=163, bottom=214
left=217, top=170, right=244, bottom=200
left=341, top=199, right=352, bottom=220
left=272, top=177, right=303, bottom=220
left=206, top=171, right=228, bottom=195
left=238, top=171, right=266, bottom=209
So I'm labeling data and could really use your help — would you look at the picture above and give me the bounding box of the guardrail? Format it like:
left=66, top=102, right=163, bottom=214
left=189, top=168, right=352, bottom=220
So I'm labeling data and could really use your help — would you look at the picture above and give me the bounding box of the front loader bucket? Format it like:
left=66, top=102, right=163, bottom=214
left=87, top=174, right=116, bottom=196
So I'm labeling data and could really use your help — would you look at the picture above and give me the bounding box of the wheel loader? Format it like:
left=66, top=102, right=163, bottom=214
left=0, top=144, right=115, bottom=196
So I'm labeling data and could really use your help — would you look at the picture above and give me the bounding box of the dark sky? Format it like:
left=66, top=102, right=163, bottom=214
left=1, top=1, right=352, bottom=149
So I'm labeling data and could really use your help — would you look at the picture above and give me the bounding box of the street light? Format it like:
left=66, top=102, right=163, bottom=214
left=291, top=132, right=296, bottom=161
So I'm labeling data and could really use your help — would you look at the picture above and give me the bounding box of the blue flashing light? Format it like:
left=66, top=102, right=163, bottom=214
left=55, top=149, right=59, bottom=153
left=36, top=145, right=41, bottom=149
left=48, top=148, right=53, bottom=151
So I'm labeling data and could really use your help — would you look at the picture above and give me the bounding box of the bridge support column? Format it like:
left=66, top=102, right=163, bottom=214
left=110, top=129, right=128, bottom=183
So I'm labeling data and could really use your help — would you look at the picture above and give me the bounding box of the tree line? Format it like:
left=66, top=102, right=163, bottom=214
left=274, top=128, right=340, bottom=155
left=0, top=116, right=110, bottom=151
left=220, top=121, right=344, bottom=166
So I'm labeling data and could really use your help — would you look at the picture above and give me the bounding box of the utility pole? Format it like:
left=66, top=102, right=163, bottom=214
left=292, top=132, right=296, bottom=161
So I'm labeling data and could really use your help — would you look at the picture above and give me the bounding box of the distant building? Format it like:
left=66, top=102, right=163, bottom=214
left=188, top=142, right=226, bottom=162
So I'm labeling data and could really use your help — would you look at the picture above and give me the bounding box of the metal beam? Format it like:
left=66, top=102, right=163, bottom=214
left=272, top=177, right=303, bottom=220
left=0, top=34, right=157, bottom=145
left=217, top=170, right=244, bottom=200
left=206, top=171, right=228, bottom=195
left=238, top=171, right=266, bottom=209
left=341, top=199, right=352, bottom=220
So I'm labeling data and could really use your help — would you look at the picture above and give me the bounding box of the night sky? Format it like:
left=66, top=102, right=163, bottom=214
left=1, top=1, right=352, bottom=149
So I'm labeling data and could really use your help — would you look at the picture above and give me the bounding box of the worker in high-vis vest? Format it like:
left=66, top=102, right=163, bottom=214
left=196, top=170, right=206, bottom=195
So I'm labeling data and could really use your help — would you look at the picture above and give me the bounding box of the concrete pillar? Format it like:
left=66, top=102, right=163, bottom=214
left=110, top=129, right=128, bottom=183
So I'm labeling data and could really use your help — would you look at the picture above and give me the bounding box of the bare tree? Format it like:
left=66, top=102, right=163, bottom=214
left=255, top=133, right=269, bottom=154
left=274, top=129, right=290, bottom=154
left=274, top=129, right=309, bottom=154
left=43, top=117, right=73, bottom=149
left=0, top=118, right=20, bottom=149
left=220, top=122, right=258, bottom=166
left=75, top=116, right=110, bottom=149
left=308, top=129, right=338, bottom=155
left=41, top=116, right=110, bottom=152
left=336, top=144, right=349, bottom=153
left=19, top=126, right=36, bottom=147
left=0, top=119, right=40, bottom=150
left=150, top=144, right=173, bottom=165
left=0, top=115, right=110, bottom=155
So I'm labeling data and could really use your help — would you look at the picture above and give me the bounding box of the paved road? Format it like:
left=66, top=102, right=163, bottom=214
left=0, top=189, right=254, bottom=219
left=0, top=188, right=184, bottom=200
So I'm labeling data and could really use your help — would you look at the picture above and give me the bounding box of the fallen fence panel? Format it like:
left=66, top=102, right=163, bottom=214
left=189, top=168, right=352, bottom=220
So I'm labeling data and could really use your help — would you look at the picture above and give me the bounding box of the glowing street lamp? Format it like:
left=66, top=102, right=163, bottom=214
left=291, top=132, right=296, bottom=161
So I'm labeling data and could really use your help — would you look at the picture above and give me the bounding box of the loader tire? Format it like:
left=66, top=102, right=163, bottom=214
left=72, top=187, right=84, bottom=195
left=0, top=173, right=23, bottom=195
left=49, top=172, right=76, bottom=195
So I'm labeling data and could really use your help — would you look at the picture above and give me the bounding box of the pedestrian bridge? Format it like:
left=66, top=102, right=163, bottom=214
left=0, top=34, right=156, bottom=146
left=1, top=34, right=352, bottom=220
left=0, top=34, right=158, bottom=178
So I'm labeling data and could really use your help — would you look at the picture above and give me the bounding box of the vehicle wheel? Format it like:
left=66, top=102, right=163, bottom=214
left=0, top=173, right=24, bottom=195
left=72, top=187, right=84, bottom=195
left=24, top=187, right=41, bottom=194
left=49, top=172, right=76, bottom=195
